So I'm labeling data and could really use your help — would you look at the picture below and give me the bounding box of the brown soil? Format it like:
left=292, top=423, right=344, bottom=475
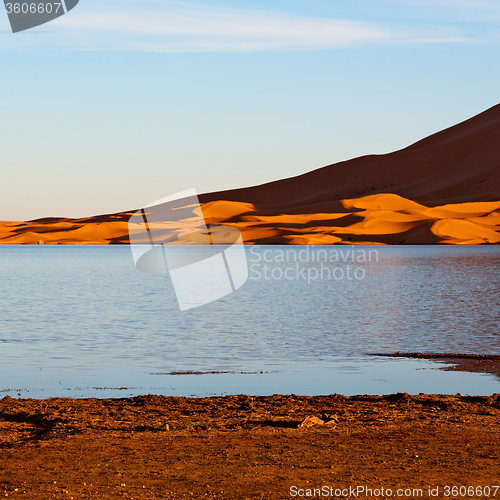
left=1, top=393, right=499, bottom=499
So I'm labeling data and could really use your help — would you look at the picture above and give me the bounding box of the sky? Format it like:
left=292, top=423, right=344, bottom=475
left=1, top=0, right=499, bottom=221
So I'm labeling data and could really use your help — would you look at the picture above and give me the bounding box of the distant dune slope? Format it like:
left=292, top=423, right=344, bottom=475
left=1, top=104, right=499, bottom=245
left=199, top=103, right=500, bottom=213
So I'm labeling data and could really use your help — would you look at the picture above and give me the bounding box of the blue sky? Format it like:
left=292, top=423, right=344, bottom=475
left=1, top=0, right=499, bottom=220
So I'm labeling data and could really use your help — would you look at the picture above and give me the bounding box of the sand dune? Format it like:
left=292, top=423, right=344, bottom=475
left=201, top=194, right=500, bottom=245
left=1, top=194, right=499, bottom=245
left=0, top=214, right=133, bottom=245
left=1, top=104, right=499, bottom=245
left=199, top=103, right=500, bottom=210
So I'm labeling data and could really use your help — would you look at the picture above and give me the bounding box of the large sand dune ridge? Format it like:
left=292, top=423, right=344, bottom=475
left=1, top=104, right=499, bottom=245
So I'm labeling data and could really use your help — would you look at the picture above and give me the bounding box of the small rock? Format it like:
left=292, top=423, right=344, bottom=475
left=325, top=418, right=339, bottom=426
left=299, top=416, right=325, bottom=428
left=323, top=414, right=339, bottom=424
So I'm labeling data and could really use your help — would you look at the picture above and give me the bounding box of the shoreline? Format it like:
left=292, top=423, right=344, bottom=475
left=372, top=352, right=500, bottom=378
left=2, top=352, right=500, bottom=400
left=2, top=353, right=499, bottom=498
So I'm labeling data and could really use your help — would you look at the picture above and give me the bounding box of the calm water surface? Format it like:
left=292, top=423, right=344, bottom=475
left=0, top=245, right=499, bottom=398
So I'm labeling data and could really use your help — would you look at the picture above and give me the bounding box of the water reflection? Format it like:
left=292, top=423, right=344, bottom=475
left=0, top=245, right=498, bottom=397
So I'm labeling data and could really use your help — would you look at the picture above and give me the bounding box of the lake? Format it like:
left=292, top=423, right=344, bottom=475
left=0, top=245, right=499, bottom=398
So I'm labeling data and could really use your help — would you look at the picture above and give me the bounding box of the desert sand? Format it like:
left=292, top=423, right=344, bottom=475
left=1, top=193, right=499, bottom=245
left=1, top=103, right=499, bottom=244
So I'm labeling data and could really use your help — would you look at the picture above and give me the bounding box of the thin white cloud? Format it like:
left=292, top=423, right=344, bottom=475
left=1, top=1, right=486, bottom=52
left=52, top=5, right=389, bottom=51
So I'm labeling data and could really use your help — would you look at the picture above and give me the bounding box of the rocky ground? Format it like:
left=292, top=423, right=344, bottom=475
left=1, top=391, right=499, bottom=499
